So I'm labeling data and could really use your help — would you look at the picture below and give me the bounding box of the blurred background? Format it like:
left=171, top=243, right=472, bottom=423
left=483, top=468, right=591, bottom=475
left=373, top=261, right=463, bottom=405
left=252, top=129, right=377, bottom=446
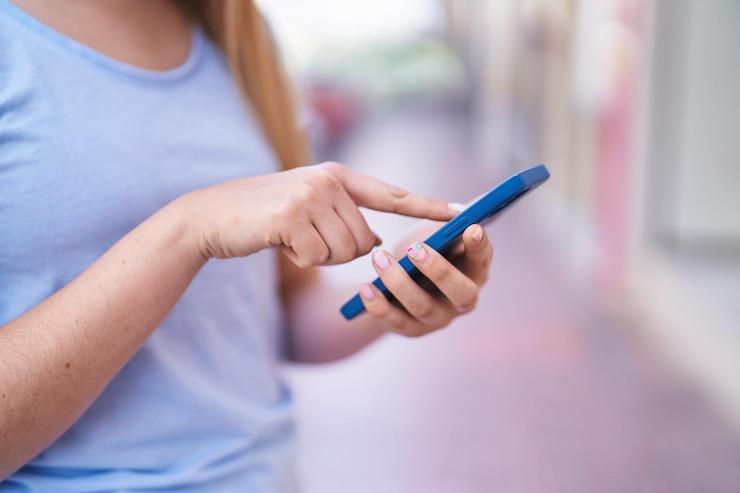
left=260, top=0, right=740, bottom=491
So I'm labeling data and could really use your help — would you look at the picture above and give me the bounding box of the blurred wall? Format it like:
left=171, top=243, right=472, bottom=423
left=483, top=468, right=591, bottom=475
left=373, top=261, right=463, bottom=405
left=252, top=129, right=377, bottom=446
left=628, top=0, right=740, bottom=426
left=444, top=0, right=740, bottom=425
left=645, top=0, right=740, bottom=248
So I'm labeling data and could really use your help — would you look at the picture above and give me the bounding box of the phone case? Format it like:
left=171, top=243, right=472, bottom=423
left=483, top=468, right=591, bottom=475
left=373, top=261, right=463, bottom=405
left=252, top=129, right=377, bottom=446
left=340, top=164, right=550, bottom=320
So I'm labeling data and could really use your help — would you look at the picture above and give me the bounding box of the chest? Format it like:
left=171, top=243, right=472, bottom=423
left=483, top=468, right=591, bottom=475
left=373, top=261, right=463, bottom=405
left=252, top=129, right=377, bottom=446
left=0, top=49, right=278, bottom=277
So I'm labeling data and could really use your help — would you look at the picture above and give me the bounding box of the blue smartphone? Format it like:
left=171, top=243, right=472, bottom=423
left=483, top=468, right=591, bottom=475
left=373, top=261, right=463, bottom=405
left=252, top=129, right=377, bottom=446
left=340, top=164, right=550, bottom=320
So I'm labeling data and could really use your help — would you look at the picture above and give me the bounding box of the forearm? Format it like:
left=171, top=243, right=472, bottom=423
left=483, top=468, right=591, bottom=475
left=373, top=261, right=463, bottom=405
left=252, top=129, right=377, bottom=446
left=282, top=267, right=387, bottom=364
left=0, top=197, right=205, bottom=477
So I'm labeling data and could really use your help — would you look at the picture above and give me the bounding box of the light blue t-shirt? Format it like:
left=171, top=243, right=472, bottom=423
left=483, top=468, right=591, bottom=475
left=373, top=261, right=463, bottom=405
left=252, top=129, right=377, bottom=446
left=0, top=2, right=297, bottom=491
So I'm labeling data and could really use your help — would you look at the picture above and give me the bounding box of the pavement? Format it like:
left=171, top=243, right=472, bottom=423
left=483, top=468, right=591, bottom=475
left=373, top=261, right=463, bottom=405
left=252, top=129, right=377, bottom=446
left=285, top=108, right=740, bottom=493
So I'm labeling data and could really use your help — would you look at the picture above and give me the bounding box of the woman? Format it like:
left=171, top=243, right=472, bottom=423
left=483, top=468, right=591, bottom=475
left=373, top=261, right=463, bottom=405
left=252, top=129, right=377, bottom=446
left=0, top=0, right=493, bottom=490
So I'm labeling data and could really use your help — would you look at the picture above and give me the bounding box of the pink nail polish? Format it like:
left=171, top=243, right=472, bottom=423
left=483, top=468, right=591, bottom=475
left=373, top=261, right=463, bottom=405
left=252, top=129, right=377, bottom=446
left=471, top=225, right=483, bottom=242
left=406, top=242, right=429, bottom=262
left=372, top=248, right=390, bottom=271
left=359, top=283, right=375, bottom=300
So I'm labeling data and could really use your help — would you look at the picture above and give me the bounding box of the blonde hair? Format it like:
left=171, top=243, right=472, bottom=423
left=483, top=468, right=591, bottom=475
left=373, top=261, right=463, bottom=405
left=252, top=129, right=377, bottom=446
left=178, top=0, right=310, bottom=170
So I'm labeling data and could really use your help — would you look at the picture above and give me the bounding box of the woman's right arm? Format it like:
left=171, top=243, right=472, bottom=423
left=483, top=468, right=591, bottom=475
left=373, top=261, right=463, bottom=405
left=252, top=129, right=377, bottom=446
left=0, top=162, right=456, bottom=478
left=0, top=197, right=205, bottom=478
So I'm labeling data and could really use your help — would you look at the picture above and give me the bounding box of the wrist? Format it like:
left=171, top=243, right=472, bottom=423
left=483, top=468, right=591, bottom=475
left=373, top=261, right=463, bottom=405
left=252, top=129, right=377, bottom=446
left=160, top=191, right=211, bottom=264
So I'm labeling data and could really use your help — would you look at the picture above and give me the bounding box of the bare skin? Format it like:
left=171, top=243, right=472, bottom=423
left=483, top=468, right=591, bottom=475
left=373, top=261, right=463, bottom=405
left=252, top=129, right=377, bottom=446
left=0, top=0, right=494, bottom=479
left=11, top=0, right=193, bottom=70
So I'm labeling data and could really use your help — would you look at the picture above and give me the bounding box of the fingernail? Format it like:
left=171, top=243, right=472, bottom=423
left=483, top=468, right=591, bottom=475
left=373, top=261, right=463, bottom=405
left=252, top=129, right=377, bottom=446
left=471, top=224, right=483, bottom=242
left=372, top=232, right=383, bottom=246
left=406, top=242, right=429, bottom=263
left=372, top=248, right=390, bottom=271
left=359, top=283, right=375, bottom=300
left=449, top=202, right=466, bottom=213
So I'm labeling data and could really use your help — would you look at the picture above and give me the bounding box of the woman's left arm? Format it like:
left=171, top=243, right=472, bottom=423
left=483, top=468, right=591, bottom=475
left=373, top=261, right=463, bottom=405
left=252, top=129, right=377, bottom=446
left=280, top=224, right=493, bottom=363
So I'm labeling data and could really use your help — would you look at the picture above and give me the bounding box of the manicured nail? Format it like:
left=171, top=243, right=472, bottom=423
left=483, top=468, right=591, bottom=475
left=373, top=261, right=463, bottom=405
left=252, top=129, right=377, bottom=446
left=359, top=283, right=375, bottom=300
left=406, top=242, right=429, bottom=263
left=471, top=224, right=483, bottom=242
left=449, top=202, right=467, bottom=213
left=372, top=248, right=391, bottom=271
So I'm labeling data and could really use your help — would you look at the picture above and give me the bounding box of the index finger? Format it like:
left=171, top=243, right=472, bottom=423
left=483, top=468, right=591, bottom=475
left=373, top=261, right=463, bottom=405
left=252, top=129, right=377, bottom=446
left=327, top=163, right=458, bottom=221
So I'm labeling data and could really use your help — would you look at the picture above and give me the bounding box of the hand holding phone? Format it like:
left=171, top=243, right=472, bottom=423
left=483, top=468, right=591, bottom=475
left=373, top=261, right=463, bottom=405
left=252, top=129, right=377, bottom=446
left=341, top=164, right=550, bottom=320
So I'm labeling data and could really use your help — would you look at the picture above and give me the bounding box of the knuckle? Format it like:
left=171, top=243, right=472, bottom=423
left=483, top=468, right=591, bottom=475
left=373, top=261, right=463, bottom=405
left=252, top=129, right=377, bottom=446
left=457, top=287, right=479, bottom=313
left=333, top=248, right=355, bottom=264
left=368, top=300, right=390, bottom=318
left=357, top=230, right=376, bottom=255
left=389, top=187, right=409, bottom=213
left=332, top=238, right=358, bottom=263
left=430, top=263, right=451, bottom=283
left=313, top=245, right=330, bottom=265
left=282, top=188, right=316, bottom=214
left=320, top=161, right=345, bottom=175
left=414, top=301, right=435, bottom=320
left=358, top=239, right=374, bottom=256
left=301, top=182, right=322, bottom=202
left=383, top=272, right=406, bottom=293
left=310, top=167, right=342, bottom=191
left=346, top=239, right=359, bottom=258
left=297, top=244, right=329, bottom=267
left=390, top=184, right=408, bottom=199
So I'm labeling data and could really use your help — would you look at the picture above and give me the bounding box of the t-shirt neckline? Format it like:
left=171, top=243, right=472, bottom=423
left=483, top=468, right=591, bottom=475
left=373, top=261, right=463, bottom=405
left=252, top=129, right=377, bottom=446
left=0, top=0, right=205, bottom=85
